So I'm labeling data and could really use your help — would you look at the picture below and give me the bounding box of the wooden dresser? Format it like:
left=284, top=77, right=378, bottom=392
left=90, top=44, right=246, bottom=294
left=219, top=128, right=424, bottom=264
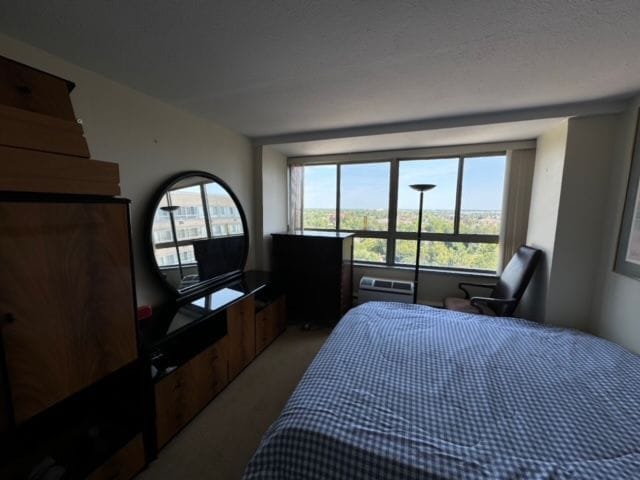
left=143, top=272, right=285, bottom=451
left=272, top=231, right=354, bottom=324
left=0, top=56, right=145, bottom=479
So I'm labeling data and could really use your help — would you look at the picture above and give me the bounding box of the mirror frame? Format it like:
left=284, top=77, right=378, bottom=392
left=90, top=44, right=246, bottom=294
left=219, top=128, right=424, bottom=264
left=146, top=170, right=250, bottom=298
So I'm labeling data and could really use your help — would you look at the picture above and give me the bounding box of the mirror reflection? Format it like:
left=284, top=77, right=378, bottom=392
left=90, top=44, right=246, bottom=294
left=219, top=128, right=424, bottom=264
left=150, top=174, right=247, bottom=293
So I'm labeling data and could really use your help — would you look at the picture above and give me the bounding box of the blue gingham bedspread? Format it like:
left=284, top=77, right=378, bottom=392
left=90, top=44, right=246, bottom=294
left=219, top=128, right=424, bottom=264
left=243, top=302, right=640, bottom=479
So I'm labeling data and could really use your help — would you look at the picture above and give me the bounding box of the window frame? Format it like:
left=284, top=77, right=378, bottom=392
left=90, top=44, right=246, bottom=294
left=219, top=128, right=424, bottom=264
left=297, top=151, right=506, bottom=274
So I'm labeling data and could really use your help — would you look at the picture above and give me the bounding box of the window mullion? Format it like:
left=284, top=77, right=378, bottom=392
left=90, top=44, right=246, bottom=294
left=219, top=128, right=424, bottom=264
left=299, top=167, right=304, bottom=230
left=336, top=164, right=341, bottom=231
left=387, top=158, right=399, bottom=265
left=200, top=184, right=213, bottom=239
left=454, top=157, right=464, bottom=235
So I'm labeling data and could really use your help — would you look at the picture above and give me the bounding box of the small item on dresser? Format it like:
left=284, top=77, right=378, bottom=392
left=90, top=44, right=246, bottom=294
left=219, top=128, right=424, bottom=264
left=137, top=305, right=153, bottom=322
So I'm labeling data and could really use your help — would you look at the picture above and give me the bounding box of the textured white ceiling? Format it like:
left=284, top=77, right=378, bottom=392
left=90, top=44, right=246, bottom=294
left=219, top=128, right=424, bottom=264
left=1, top=1, right=639, bottom=138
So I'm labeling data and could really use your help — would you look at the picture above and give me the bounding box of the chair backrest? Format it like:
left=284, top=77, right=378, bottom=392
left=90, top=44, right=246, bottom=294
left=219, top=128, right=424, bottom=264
left=491, top=246, right=542, bottom=316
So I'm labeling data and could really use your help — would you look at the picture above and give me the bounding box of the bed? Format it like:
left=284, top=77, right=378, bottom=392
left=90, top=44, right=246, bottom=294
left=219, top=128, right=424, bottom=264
left=243, top=302, right=640, bottom=479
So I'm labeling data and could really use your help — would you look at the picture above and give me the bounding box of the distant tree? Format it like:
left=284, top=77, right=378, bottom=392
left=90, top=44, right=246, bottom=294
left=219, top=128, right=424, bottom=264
left=303, top=208, right=500, bottom=270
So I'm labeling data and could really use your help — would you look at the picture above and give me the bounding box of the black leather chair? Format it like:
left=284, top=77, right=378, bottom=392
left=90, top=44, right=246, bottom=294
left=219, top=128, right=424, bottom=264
left=443, top=245, right=542, bottom=317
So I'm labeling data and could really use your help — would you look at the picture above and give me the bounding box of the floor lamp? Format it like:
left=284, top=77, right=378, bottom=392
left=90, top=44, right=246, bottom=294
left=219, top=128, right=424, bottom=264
left=160, top=205, right=183, bottom=279
left=409, top=184, right=436, bottom=304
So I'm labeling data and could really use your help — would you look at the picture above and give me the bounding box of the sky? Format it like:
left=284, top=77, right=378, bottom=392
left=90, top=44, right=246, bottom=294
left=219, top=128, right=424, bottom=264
left=303, top=156, right=506, bottom=211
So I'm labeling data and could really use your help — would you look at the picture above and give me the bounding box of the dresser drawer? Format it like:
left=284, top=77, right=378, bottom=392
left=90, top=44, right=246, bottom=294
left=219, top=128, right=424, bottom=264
left=255, top=296, right=286, bottom=354
left=155, top=338, right=228, bottom=448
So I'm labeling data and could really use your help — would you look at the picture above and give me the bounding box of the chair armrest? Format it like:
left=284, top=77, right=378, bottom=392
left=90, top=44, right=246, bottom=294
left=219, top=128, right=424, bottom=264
left=470, top=296, right=517, bottom=311
left=458, top=282, right=496, bottom=299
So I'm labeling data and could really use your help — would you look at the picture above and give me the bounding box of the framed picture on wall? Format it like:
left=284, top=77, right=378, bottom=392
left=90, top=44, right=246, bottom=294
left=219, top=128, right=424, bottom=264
left=615, top=108, right=640, bottom=279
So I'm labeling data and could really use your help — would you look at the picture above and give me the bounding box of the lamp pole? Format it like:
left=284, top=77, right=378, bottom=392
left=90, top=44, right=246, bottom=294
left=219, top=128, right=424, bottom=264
left=160, top=205, right=183, bottom=279
left=409, top=184, right=436, bottom=304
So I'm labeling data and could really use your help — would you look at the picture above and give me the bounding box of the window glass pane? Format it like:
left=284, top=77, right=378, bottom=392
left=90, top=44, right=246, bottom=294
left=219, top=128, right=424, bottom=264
left=167, top=186, right=208, bottom=241
left=179, top=244, right=196, bottom=264
left=205, top=182, right=244, bottom=237
left=353, top=237, right=387, bottom=263
left=395, top=240, right=499, bottom=271
left=460, top=155, right=506, bottom=234
left=303, top=165, right=337, bottom=229
left=340, top=162, right=390, bottom=231
left=155, top=246, right=178, bottom=267
left=394, top=239, right=417, bottom=265
left=397, top=158, right=458, bottom=233
left=152, top=194, right=174, bottom=244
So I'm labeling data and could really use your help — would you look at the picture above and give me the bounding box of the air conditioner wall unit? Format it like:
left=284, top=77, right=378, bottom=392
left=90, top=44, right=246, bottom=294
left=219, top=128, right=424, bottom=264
left=358, top=276, right=414, bottom=304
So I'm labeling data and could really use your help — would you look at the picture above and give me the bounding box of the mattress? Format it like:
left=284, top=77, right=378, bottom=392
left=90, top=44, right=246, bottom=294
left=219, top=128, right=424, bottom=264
left=243, top=302, right=640, bottom=479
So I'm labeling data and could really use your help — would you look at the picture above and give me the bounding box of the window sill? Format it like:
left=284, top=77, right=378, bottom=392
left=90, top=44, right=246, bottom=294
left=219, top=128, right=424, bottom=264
left=352, top=262, right=499, bottom=279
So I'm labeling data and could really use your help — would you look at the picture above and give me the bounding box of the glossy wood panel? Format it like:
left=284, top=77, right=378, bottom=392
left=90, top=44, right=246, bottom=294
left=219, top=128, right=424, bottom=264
left=154, top=368, right=189, bottom=449
left=87, top=434, right=145, bottom=480
left=0, top=56, right=76, bottom=121
left=155, top=338, right=228, bottom=448
left=0, top=145, right=120, bottom=196
left=255, top=296, right=286, bottom=355
left=0, top=201, right=137, bottom=423
left=227, top=295, right=256, bottom=379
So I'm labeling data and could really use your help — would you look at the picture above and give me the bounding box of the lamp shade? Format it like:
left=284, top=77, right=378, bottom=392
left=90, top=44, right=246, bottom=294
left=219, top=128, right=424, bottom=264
left=409, top=184, right=436, bottom=192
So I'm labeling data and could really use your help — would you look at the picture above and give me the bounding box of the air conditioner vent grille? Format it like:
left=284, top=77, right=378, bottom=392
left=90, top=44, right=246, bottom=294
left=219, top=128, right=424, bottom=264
left=358, top=276, right=414, bottom=305
left=392, top=281, right=412, bottom=291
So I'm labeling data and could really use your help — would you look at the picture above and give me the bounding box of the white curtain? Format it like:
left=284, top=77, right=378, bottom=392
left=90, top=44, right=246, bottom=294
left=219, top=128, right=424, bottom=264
left=499, top=148, right=536, bottom=271
left=289, top=164, right=304, bottom=231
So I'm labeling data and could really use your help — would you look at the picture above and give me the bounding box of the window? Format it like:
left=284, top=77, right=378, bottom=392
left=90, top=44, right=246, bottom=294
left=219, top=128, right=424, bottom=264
left=459, top=156, right=505, bottom=235
left=293, top=152, right=506, bottom=272
left=152, top=181, right=245, bottom=269
left=397, top=158, right=458, bottom=233
left=303, top=165, right=337, bottom=229
left=340, top=162, right=390, bottom=231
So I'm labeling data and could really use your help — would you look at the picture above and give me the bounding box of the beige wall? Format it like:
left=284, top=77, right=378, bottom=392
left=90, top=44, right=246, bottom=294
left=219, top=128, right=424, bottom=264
left=547, top=115, right=619, bottom=330
left=523, top=115, right=622, bottom=330
left=521, top=121, right=568, bottom=322
left=254, top=146, right=288, bottom=270
left=591, top=97, right=640, bottom=354
left=0, top=34, right=254, bottom=305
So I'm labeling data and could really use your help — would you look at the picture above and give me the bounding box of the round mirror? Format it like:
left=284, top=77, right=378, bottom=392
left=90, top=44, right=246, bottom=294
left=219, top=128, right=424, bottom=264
left=148, top=171, right=249, bottom=295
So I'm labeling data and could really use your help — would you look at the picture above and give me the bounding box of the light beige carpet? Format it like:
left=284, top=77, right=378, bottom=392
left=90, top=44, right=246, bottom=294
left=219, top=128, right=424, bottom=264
left=137, top=326, right=330, bottom=480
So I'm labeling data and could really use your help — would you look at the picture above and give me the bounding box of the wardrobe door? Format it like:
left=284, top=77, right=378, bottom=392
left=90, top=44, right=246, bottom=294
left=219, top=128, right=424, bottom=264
left=0, top=201, right=137, bottom=423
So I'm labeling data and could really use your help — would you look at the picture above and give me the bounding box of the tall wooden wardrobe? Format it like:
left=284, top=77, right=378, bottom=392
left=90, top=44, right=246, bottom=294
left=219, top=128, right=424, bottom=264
left=0, top=56, right=145, bottom=479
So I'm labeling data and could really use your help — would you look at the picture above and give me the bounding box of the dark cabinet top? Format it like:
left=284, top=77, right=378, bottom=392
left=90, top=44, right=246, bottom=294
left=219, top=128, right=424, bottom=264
left=141, top=270, right=272, bottom=349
